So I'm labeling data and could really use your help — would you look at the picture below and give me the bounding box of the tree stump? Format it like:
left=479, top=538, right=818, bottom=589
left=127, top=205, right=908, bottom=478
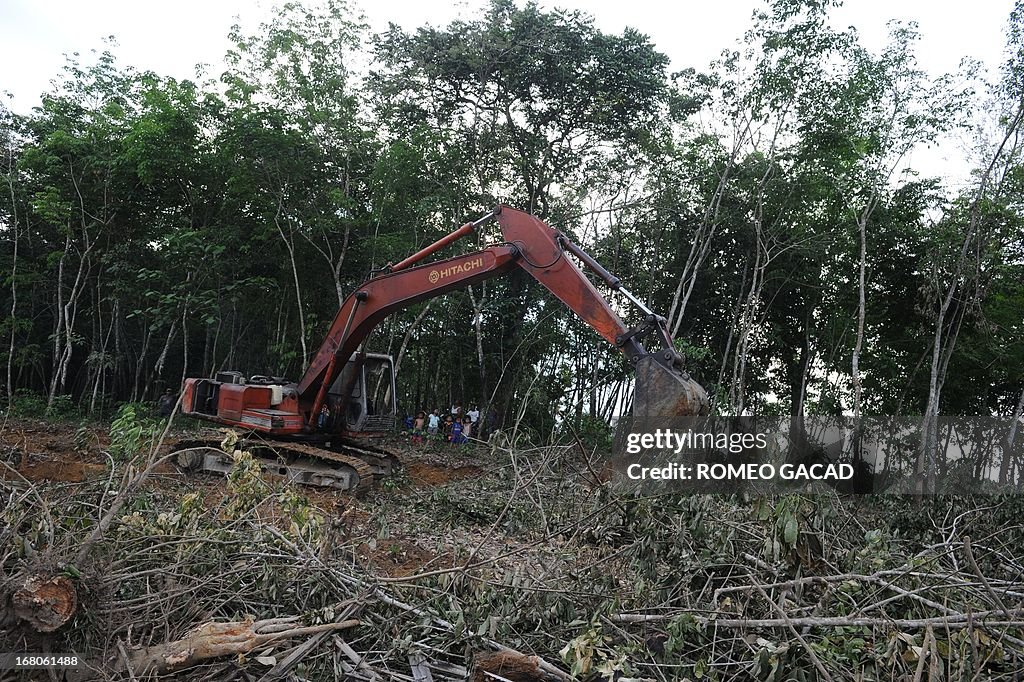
left=12, top=575, right=77, bottom=632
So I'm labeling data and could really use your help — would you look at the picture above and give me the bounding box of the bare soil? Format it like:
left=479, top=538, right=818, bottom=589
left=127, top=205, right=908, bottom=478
left=407, top=461, right=482, bottom=486
left=0, top=418, right=110, bottom=482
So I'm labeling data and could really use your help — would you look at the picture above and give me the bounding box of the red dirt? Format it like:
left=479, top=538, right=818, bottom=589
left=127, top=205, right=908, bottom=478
left=1, top=420, right=110, bottom=482
left=356, top=535, right=447, bottom=577
left=7, top=458, right=108, bottom=483
left=407, top=462, right=482, bottom=487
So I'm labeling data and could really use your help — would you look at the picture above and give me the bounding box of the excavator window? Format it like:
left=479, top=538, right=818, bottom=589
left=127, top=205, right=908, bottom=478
left=191, top=380, right=219, bottom=416
left=365, top=358, right=394, bottom=417
left=328, top=361, right=363, bottom=428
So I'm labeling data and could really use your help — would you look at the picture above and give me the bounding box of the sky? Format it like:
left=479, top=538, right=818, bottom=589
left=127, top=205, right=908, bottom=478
left=0, top=0, right=1016, bottom=184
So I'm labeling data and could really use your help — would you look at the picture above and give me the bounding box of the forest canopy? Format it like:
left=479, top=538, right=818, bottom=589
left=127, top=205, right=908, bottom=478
left=1, top=0, right=1022, bottom=444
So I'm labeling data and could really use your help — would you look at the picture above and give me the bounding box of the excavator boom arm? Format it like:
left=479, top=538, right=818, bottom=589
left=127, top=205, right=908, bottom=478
left=297, top=243, right=520, bottom=401
left=297, top=206, right=708, bottom=422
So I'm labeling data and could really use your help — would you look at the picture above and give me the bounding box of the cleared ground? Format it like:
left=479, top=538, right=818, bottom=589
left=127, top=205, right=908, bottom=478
left=2, top=415, right=1024, bottom=681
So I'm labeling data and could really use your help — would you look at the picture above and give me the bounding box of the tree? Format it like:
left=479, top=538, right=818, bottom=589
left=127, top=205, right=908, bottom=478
left=370, top=0, right=676, bottom=423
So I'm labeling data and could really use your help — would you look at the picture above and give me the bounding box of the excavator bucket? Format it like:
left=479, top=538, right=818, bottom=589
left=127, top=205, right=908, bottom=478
left=632, top=356, right=710, bottom=418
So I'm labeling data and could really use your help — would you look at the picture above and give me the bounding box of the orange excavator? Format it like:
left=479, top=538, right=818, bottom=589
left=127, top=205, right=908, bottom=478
left=175, top=206, right=708, bottom=491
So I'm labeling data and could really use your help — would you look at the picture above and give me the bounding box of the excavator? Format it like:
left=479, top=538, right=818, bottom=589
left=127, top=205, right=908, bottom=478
left=174, top=206, right=708, bottom=491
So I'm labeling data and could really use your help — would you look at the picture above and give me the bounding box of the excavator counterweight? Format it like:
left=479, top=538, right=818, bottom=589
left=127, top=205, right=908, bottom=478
left=177, top=206, right=708, bottom=491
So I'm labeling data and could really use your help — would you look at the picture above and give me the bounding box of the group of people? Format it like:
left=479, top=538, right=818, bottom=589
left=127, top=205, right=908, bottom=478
left=408, top=401, right=483, bottom=447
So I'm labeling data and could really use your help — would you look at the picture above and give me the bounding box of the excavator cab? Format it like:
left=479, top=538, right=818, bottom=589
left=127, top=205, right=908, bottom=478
left=327, top=353, right=397, bottom=434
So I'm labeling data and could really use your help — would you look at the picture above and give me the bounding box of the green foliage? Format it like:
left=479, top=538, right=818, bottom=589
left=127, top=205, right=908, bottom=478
left=561, top=415, right=614, bottom=452
left=6, top=389, right=83, bottom=420
left=7, top=389, right=49, bottom=417
left=377, top=469, right=411, bottom=492
left=109, top=402, right=161, bottom=460
left=560, top=625, right=629, bottom=678
left=277, top=486, right=324, bottom=542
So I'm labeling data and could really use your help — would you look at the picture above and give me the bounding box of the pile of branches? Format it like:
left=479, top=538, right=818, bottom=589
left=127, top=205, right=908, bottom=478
left=2, top=430, right=1024, bottom=680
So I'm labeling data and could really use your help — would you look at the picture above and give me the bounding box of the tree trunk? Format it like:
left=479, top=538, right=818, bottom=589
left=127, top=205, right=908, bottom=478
left=999, top=388, right=1024, bottom=484
left=787, top=319, right=813, bottom=462
left=730, top=227, right=766, bottom=415
left=10, top=575, right=77, bottom=633
left=394, top=301, right=435, bottom=382
left=916, top=100, right=1024, bottom=495
left=274, top=210, right=309, bottom=369
left=122, top=617, right=359, bottom=675
left=468, top=285, right=488, bottom=405
left=850, top=202, right=873, bottom=471
left=48, top=236, right=69, bottom=406
left=132, top=325, right=152, bottom=402
left=48, top=228, right=93, bottom=407
left=851, top=205, right=870, bottom=423
left=149, top=319, right=178, bottom=397
left=89, top=294, right=114, bottom=414
left=5, top=142, right=17, bottom=404
left=668, top=130, right=742, bottom=336
left=180, top=306, right=190, bottom=389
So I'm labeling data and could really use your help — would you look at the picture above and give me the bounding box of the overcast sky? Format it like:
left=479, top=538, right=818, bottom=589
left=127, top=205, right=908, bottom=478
left=0, top=0, right=1016, bottom=185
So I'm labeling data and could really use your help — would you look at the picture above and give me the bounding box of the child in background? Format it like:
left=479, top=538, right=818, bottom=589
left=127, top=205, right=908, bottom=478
left=412, top=411, right=426, bottom=445
left=450, top=417, right=464, bottom=446
left=462, top=416, right=473, bottom=440
left=443, top=415, right=454, bottom=443
left=427, top=409, right=440, bottom=438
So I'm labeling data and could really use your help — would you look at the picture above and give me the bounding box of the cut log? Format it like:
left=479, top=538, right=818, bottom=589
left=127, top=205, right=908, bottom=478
left=12, top=575, right=77, bottom=632
left=125, top=615, right=359, bottom=674
left=471, top=651, right=544, bottom=682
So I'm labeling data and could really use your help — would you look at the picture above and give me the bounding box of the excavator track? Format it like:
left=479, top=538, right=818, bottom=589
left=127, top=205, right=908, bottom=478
left=333, top=437, right=403, bottom=477
left=170, top=435, right=378, bottom=493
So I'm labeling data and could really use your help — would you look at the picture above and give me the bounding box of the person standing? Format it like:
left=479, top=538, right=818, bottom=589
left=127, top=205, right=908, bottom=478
left=450, top=417, right=464, bottom=446
left=412, top=411, right=426, bottom=445
left=485, top=407, right=499, bottom=437
left=427, top=409, right=440, bottom=438
left=467, top=404, right=480, bottom=427
left=157, top=388, right=175, bottom=418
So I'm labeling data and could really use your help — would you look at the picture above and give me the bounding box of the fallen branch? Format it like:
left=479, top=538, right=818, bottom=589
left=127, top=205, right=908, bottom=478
left=610, top=608, right=1024, bottom=630
left=74, top=395, right=185, bottom=568
left=964, top=534, right=1013, bottom=619
left=264, top=526, right=573, bottom=681
left=124, top=615, right=359, bottom=674
left=751, top=580, right=834, bottom=682
left=257, top=601, right=362, bottom=681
